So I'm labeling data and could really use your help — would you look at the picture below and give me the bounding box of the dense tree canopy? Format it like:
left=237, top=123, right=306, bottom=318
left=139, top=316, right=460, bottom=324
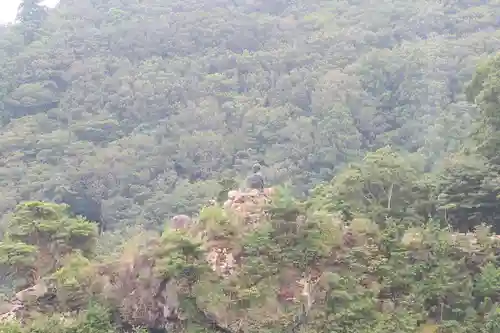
left=1, top=0, right=500, bottom=332
left=0, top=201, right=97, bottom=288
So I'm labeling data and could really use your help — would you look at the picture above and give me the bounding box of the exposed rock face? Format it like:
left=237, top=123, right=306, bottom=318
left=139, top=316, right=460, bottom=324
left=4, top=186, right=500, bottom=332
left=222, top=188, right=274, bottom=225
left=0, top=300, right=24, bottom=323
left=203, top=187, right=275, bottom=279
left=206, top=247, right=236, bottom=278
left=171, top=214, right=192, bottom=229
left=402, top=229, right=500, bottom=251
left=0, top=249, right=180, bottom=330
left=104, top=252, right=180, bottom=330
left=0, top=187, right=276, bottom=328
left=0, top=281, right=54, bottom=324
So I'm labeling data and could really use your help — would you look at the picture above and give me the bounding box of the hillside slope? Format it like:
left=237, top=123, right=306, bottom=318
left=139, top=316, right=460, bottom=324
left=3, top=187, right=500, bottom=333
left=0, top=0, right=499, bottom=229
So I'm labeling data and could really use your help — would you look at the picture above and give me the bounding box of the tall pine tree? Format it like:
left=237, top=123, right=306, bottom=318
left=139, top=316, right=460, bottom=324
left=437, top=54, right=500, bottom=232
left=16, top=0, right=48, bottom=44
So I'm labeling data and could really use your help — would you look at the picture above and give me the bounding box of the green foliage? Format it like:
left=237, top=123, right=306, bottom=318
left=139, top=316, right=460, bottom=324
left=466, top=54, right=500, bottom=163
left=0, top=241, right=37, bottom=287
left=0, top=0, right=497, bottom=229
left=0, top=201, right=97, bottom=286
left=6, top=201, right=98, bottom=255
left=0, top=303, right=117, bottom=333
left=155, top=228, right=208, bottom=289
left=30, top=303, right=116, bottom=333
left=0, top=241, right=37, bottom=267
left=216, top=178, right=239, bottom=204
left=267, top=184, right=304, bottom=222
left=308, top=147, right=429, bottom=224
left=436, top=153, right=500, bottom=232
left=198, top=205, right=237, bottom=242
left=0, top=322, right=23, bottom=333
left=16, top=0, right=48, bottom=44
left=474, top=263, right=500, bottom=299
left=51, top=251, right=93, bottom=310
left=2, top=1, right=500, bottom=332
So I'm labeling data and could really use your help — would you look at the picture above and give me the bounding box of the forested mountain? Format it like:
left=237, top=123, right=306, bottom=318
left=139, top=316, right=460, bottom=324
left=2, top=0, right=500, bottom=332
left=0, top=0, right=499, bottom=229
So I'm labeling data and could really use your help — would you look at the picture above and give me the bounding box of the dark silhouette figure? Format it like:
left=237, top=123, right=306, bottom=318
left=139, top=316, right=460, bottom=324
left=245, top=163, right=265, bottom=191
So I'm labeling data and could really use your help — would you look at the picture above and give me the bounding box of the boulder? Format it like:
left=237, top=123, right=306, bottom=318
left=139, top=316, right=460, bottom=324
left=171, top=214, right=191, bottom=229
left=227, top=190, right=238, bottom=200
left=221, top=188, right=274, bottom=225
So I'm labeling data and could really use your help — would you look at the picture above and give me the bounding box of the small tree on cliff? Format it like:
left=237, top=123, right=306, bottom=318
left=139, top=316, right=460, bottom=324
left=0, top=201, right=98, bottom=288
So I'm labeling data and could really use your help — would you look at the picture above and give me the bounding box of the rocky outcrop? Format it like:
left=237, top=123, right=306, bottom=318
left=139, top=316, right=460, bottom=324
left=4, top=184, right=500, bottom=332
left=206, top=247, right=237, bottom=278
left=0, top=299, right=24, bottom=323
left=171, top=214, right=192, bottom=229
left=0, top=188, right=277, bottom=327
left=0, top=186, right=294, bottom=331
left=0, top=281, right=56, bottom=324
left=223, top=188, right=274, bottom=225
left=100, top=252, right=180, bottom=330
left=203, top=188, right=276, bottom=279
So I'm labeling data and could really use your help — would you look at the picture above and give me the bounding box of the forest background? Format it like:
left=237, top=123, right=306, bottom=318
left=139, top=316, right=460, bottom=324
left=1, top=0, right=500, bottom=332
